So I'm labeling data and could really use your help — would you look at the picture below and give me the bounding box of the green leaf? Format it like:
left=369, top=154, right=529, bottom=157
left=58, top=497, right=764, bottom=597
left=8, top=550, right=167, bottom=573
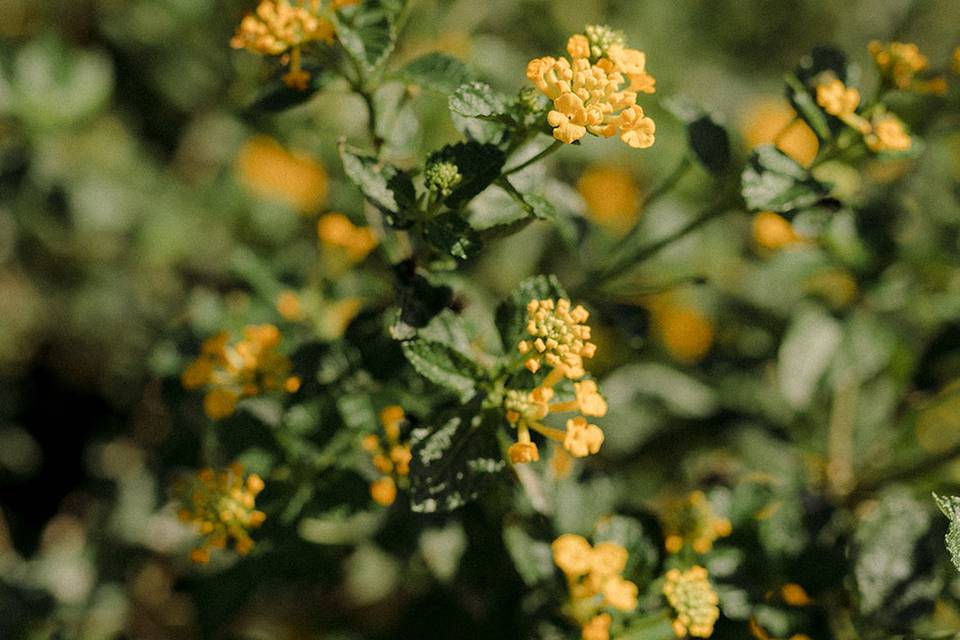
left=933, top=493, right=960, bottom=574
left=401, top=338, right=484, bottom=401
left=503, top=524, right=555, bottom=586
left=741, top=144, right=828, bottom=213
left=390, top=267, right=453, bottom=340
left=338, top=142, right=416, bottom=228
left=399, top=52, right=472, bottom=94
left=427, top=141, right=506, bottom=209
left=408, top=405, right=506, bottom=512
left=777, top=306, right=842, bottom=410
left=687, top=115, right=730, bottom=175
left=247, top=68, right=334, bottom=112
left=424, top=212, right=483, bottom=260
left=785, top=73, right=832, bottom=140
left=333, top=0, right=401, bottom=72
left=796, top=45, right=848, bottom=85
left=448, top=81, right=507, bottom=120
left=495, top=274, right=567, bottom=354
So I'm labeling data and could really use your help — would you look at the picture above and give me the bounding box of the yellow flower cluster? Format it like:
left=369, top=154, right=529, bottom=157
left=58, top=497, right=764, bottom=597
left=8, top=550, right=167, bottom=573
left=235, top=136, right=328, bottom=213
left=231, top=0, right=355, bottom=90
left=815, top=78, right=911, bottom=153
left=174, top=463, right=266, bottom=564
left=181, top=325, right=300, bottom=421
left=526, top=28, right=656, bottom=147
left=662, top=566, right=720, bottom=638
left=553, top=534, right=639, bottom=640
left=644, top=294, right=715, bottom=364
left=868, top=40, right=945, bottom=94
left=507, top=299, right=606, bottom=464
left=361, top=406, right=412, bottom=506
left=661, top=491, right=732, bottom=554
left=317, top=212, right=379, bottom=263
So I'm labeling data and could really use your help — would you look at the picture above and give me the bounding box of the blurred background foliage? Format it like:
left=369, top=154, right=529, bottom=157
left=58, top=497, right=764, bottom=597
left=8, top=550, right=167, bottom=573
left=1, top=0, right=960, bottom=638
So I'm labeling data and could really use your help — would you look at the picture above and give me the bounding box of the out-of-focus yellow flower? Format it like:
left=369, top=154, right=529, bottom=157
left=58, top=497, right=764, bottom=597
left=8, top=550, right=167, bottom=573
left=317, top=213, right=378, bottom=263
left=231, top=0, right=337, bottom=90
left=953, top=48, right=960, bottom=75
left=740, top=97, right=819, bottom=168
left=752, top=211, right=801, bottom=251
left=508, top=441, right=540, bottom=463
left=182, top=325, right=298, bottom=420
left=661, top=490, right=732, bottom=555
left=236, top=136, right=328, bottom=213
left=646, top=296, right=714, bottom=364
left=663, top=566, right=720, bottom=638
left=174, top=463, right=266, bottom=564
left=781, top=583, right=812, bottom=606
left=364, top=405, right=412, bottom=507
left=815, top=79, right=860, bottom=117
left=865, top=112, right=912, bottom=153
left=553, top=534, right=638, bottom=636
left=276, top=290, right=305, bottom=321
left=527, top=27, right=656, bottom=148
left=550, top=446, right=574, bottom=479
left=868, top=40, right=931, bottom=91
left=577, top=165, right=640, bottom=235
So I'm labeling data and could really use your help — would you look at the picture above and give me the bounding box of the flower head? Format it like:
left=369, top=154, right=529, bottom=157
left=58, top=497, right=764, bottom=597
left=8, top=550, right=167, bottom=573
left=815, top=79, right=860, bottom=117
left=424, top=161, right=463, bottom=198
left=663, top=566, right=720, bottom=638
left=363, top=405, right=412, bottom=506
left=317, top=212, right=378, bottom=263
left=174, top=463, right=266, bottom=563
left=182, top=325, right=298, bottom=420
left=564, top=417, right=604, bottom=458
left=527, top=28, right=655, bottom=148
left=519, top=298, right=596, bottom=378
left=582, top=613, right=612, bottom=640
left=869, top=40, right=929, bottom=90
left=865, top=112, right=912, bottom=153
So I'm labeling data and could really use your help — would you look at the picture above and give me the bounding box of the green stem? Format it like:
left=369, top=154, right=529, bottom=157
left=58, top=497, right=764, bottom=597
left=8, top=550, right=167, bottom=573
left=502, top=139, right=564, bottom=176
left=636, top=156, right=692, bottom=216
left=844, top=442, right=960, bottom=506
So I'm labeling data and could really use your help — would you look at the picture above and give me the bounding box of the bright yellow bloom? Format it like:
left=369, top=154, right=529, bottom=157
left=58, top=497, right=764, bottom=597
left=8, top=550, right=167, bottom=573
left=564, top=416, right=604, bottom=458
left=317, top=213, right=378, bottom=263
left=574, top=380, right=608, bottom=417
left=231, top=0, right=336, bottom=90
left=235, top=136, right=328, bottom=213
left=553, top=534, right=595, bottom=577
left=865, top=112, right=912, bottom=152
left=582, top=613, right=612, bottom=640
left=740, top=97, right=819, bottom=167
left=815, top=79, right=860, bottom=117
left=183, top=325, right=297, bottom=420
left=527, top=28, right=656, bottom=148
left=663, top=566, right=720, bottom=638
left=364, top=406, right=412, bottom=506
left=869, top=40, right=928, bottom=90
left=519, top=298, right=596, bottom=378
left=753, top=211, right=801, bottom=251
left=661, top=490, right=732, bottom=555
left=174, top=463, right=266, bottom=563
left=602, top=575, right=639, bottom=611
left=577, top=165, right=640, bottom=235
left=590, top=542, right=628, bottom=578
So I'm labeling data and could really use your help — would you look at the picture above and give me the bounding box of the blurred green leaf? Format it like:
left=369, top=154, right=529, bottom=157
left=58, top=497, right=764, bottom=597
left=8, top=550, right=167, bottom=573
left=399, top=52, right=472, bottom=94
left=777, top=306, right=842, bottom=410
left=247, top=68, right=335, bottom=112
left=503, top=524, right=555, bottom=586
left=391, top=269, right=454, bottom=340
left=742, top=144, right=828, bottom=213
left=333, top=0, right=402, bottom=71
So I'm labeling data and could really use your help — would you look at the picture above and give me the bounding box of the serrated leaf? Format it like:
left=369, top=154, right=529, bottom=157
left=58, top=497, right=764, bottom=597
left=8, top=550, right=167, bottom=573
left=427, top=141, right=506, bottom=209
left=332, top=0, right=401, bottom=71
left=424, top=212, right=483, bottom=260
left=449, top=81, right=507, bottom=120
left=339, top=142, right=416, bottom=227
left=399, top=52, right=472, bottom=94
left=247, top=68, right=334, bottom=112
left=408, top=405, right=506, bottom=512
left=495, top=274, right=567, bottom=353
left=401, top=338, right=484, bottom=400
left=934, top=493, right=960, bottom=574
left=741, top=144, right=828, bottom=213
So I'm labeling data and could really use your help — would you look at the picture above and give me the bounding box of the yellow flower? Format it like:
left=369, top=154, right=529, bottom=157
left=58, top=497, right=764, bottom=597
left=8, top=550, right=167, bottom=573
left=582, top=613, right=612, bottom=640
left=815, top=79, right=859, bottom=117
left=519, top=298, right=596, bottom=378
left=203, top=388, right=239, bottom=420
left=317, top=213, right=378, bottom=263
left=661, top=491, right=732, bottom=555
left=574, top=380, right=608, bottom=417
left=276, top=290, right=305, bottom=321
left=508, top=441, right=540, bottom=464
left=590, top=542, right=628, bottom=578
left=602, top=575, right=639, bottom=611
left=235, top=136, right=328, bottom=213
left=564, top=416, right=604, bottom=458
left=370, top=476, right=397, bottom=506
left=527, top=28, right=656, bottom=148
left=868, top=40, right=928, bottom=90
left=781, top=583, right=812, bottom=606
left=174, top=463, right=266, bottom=563
left=953, top=47, right=960, bottom=75
left=577, top=165, right=640, bottom=235
left=550, top=446, right=574, bottom=479
left=647, top=297, right=714, bottom=364
left=740, top=97, right=819, bottom=168
left=865, top=112, right=912, bottom=153
left=663, top=566, right=720, bottom=638
left=552, top=533, right=594, bottom=577
left=752, top=211, right=801, bottom=250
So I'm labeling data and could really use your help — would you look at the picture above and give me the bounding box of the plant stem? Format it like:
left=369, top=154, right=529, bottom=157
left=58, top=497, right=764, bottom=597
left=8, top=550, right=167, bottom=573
left=503, top=139, right=564, bottom=176
left=845, top=443, right=960, bottom=506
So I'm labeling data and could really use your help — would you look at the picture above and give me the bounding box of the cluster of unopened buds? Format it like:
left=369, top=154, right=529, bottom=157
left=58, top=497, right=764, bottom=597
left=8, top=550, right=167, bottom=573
left=361, top=406, right=413, bottom=506
left=231, top=0, right=359, bottom=90
left=174, top=463, right=266, bottom=564
left=552, top=534, right=638, bottom=640
left=661, top=490, right=732, bottom=555
left=814, top=77, right=912, bottom=153
left=526, top=26, right=656, bottom=148
left=181, top=324, right=300, bottom=420
left=662, top=566, right=720, bottom=638
left=505, top=299, right=607, bottom=464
